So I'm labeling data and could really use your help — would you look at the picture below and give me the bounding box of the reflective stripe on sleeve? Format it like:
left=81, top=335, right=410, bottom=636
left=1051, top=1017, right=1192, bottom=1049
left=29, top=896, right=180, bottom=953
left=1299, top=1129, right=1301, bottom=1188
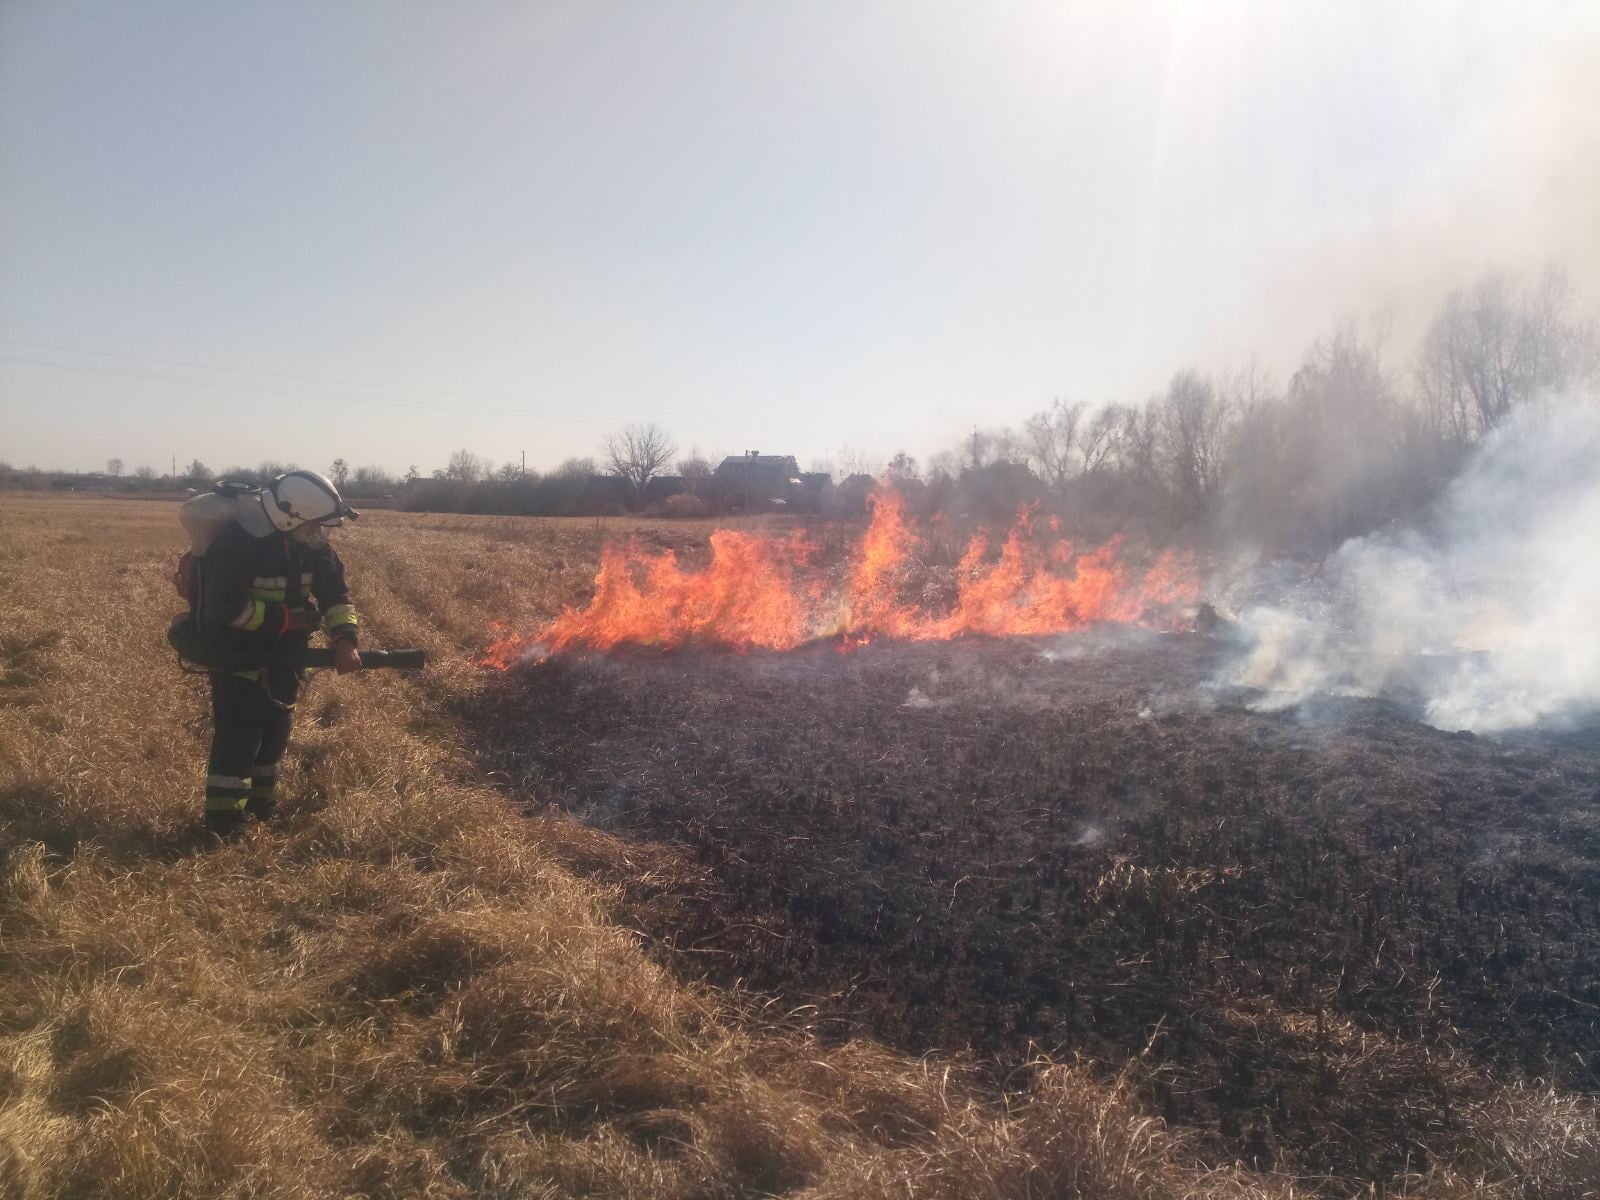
left=231, top=599, right=268, bottom=631
left=248, top=576, right=287, bottom=602
left=324, top=604, right=358, bottom=630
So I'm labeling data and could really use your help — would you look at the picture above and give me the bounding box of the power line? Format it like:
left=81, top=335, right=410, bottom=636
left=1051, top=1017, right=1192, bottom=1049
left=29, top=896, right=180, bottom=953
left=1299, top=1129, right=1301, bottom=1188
left=0, top=353, right=879, bottom=439
left=1, top=336, right=512, bottom=397
left=4, top=335, right=716, bottom=419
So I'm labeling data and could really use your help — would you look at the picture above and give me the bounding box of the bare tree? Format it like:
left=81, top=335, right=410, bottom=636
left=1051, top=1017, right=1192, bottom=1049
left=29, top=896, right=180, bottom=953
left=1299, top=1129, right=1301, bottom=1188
left=959, top=426, right=1028, bottom=473
left=924, top=450, right=960, bottom=483
left=1156, top=369, right=1229, bottom=513
left=1079, top=404, right=1128, bottom=475
left=1523, top=265, right=1599, bottom=392
left=1023, top=400, right=1085, bottom=490
left=885, top=451, right=920, bottom=482
left=1121, top=401, right=1163, bottom=487
left=1218, top=357, right=1274, bottom=415
left=677, top=446, right=713, bottom=494
left=835, top=445, right=881, bottom=480
left=329, top=458, right=350, bottom=488
left=555, top=456, right=596, bottom=478
left=351, top=465, right=396, bottom=495
left=444, top=448, right=485, bottom=482
left=1418, top=267, right=1598, bottom=445
left=1418, top=277, right=1514, bottom=442
left=106, top=458, right=123, bottom=478
left=602, top=423, right=676, bottom=505
left=989, top=426, right=1027, bottom=466
left=1276, top=322, right=1405, bottom=549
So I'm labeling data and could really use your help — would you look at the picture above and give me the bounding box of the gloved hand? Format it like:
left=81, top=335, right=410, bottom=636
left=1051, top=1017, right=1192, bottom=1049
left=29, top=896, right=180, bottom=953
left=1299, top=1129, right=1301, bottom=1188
left=285, top=602, right=321, bottom=634
left=333, top=640, right=362, bottom=675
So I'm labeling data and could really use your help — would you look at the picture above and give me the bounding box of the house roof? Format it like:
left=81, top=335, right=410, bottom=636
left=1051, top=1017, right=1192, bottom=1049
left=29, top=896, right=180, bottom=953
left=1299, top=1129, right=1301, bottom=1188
left=715, top=454, right=798, bottom=472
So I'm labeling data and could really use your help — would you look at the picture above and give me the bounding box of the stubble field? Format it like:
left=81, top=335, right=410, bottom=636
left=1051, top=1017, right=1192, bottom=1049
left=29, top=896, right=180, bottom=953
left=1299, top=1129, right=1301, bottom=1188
left=1, top=496, right=1596, bottom=1199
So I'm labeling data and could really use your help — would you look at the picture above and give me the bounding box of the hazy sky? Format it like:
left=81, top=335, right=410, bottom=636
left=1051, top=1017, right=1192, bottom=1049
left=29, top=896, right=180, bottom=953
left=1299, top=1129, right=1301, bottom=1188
left=3, top=1, right=1597, bottom=477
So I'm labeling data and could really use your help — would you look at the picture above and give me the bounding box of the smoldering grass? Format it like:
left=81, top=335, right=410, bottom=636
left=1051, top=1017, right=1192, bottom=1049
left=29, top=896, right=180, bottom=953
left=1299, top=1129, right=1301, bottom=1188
left=1220, top=395, right=1600, bottom=733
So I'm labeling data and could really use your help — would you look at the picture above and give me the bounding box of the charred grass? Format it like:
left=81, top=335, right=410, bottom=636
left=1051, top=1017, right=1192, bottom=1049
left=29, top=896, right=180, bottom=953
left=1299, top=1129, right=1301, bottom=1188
left=0, top=497, right=1594, bottom=1199
left=464, top=618, right=1600, bottom=1192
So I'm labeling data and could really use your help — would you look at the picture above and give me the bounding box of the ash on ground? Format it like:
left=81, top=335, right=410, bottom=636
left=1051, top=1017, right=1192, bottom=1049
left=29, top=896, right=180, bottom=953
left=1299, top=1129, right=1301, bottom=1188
left=465, top=631, right=1600, bottom=1182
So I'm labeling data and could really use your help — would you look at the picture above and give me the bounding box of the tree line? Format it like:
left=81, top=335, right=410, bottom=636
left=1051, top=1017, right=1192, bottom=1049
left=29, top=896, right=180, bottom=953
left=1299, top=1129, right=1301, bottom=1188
left=386, top=266, right=1596, bottom=552
left=914, top=266, right=1598, bottom=555
left=4, top=266, right=1592, bottom=556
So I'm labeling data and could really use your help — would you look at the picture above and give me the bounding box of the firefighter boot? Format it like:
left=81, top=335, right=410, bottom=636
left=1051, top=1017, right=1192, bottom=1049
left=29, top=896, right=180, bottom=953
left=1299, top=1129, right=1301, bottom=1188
left=205, top=807, right=247, bottom=838
left=245, top=762, right=279, bottom=822
left=205, top=773, right=251, bottom=838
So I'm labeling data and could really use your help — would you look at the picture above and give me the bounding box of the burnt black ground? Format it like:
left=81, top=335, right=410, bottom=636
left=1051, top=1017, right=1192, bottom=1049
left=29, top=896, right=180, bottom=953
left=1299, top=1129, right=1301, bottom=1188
left=462, top=630, right=1600, bottom=1183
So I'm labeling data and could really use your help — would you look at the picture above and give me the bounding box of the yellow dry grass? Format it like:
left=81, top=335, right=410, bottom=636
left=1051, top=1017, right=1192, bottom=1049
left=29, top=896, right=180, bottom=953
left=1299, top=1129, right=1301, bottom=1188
left=0, top=495, right=1593, bottom=1199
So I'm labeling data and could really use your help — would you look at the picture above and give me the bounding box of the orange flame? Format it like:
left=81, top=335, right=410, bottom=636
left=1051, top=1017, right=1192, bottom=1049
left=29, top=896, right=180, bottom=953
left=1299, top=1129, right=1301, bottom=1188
left=482, top=487, right=1201, bottom=666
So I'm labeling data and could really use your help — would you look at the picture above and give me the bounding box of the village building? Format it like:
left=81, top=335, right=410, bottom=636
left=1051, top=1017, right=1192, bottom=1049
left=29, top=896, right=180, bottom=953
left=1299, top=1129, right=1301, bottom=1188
left=712, top=452, right=831, bottom=512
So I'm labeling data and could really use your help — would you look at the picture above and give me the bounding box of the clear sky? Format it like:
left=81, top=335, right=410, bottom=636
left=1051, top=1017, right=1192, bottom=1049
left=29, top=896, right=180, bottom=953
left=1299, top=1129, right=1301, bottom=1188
left=2, top=1, right=1597, bottom=478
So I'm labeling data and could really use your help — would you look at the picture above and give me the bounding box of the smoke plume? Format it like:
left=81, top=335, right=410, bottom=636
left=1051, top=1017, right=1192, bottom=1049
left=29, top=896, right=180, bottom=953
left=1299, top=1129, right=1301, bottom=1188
left=1226, top=394, right=1600, bottom=732
left=1199, top=33, right=1600, bottom=388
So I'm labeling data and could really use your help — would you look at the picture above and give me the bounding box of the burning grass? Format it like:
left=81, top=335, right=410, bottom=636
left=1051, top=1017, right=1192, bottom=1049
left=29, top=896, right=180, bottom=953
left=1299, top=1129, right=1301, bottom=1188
left=0, top=496, right=1594, bottom=1198
left=482, top=489, right=1200, bottom=663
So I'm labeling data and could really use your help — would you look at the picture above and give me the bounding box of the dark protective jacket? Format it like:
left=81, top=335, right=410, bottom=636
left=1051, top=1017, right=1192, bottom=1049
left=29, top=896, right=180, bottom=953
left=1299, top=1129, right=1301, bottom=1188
left=195, top=520, right=360, bottom=669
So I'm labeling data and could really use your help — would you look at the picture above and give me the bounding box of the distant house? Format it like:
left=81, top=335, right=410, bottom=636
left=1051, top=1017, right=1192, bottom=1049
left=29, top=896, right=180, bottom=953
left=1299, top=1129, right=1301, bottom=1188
left=48, top=472, right=118, bottom=492
left=711, top=452, right=831, bottom=512
left=643, top=475, right=688, bottom=504
left=956, top=460, right=1043, bottom=521
left=715, top=453, right=799, bottom=499
left=589, top=474, right=631, bottom=508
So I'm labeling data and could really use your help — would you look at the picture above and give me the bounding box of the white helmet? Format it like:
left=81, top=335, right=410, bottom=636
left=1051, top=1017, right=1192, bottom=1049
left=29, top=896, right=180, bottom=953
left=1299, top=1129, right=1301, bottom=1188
left=263, top=470, right=356, bottom=532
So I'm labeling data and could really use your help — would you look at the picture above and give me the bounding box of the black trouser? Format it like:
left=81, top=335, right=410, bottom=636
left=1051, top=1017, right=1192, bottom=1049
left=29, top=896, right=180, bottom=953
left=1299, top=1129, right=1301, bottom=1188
left=205, top=667, right=301, bottom=816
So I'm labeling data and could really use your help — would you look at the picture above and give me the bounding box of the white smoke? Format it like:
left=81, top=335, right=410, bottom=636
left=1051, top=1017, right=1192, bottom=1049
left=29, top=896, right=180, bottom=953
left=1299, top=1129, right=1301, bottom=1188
left=1226, top=395, right=1600, bottom=732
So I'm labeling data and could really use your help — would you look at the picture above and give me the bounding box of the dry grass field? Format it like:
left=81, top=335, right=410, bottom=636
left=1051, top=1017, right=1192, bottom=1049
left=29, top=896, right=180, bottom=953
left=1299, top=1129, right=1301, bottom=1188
left=1, top=496, right=1595, bottom=1199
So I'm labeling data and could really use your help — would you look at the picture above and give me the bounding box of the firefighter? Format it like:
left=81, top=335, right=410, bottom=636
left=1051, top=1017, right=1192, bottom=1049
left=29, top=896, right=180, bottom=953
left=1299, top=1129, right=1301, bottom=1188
left=194, top=470, right=361, bottom=836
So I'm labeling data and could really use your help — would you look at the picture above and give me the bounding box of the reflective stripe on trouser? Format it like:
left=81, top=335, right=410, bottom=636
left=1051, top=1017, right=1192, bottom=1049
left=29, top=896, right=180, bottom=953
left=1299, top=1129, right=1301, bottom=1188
left=248, top=762, right=278, bottom=802
left=206, top=773, right=250, bottom=813
left=207, top=672, right=295, bottom=815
